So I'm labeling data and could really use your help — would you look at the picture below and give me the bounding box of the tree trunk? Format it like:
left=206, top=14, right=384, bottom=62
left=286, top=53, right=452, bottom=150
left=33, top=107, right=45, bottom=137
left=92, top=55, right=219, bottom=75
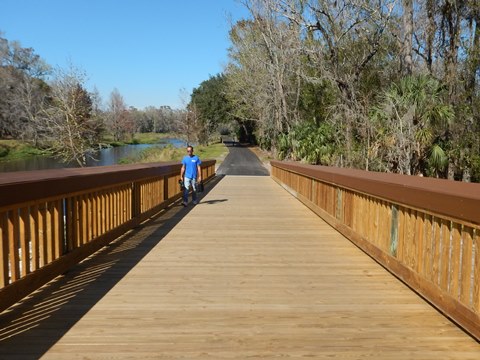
left=402, top=0, right=414, bottom=76
left=448, top=162, right=455, bottom=180
left=425, top=0, right=436, bottom=74
left=443, top=2, right=461, bottom=104
left=466, top=9, right=480, bottom=105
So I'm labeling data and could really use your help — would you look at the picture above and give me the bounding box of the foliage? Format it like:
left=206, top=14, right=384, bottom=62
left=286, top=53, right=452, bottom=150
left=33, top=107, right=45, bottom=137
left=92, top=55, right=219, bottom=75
left=0, top=36, right=50, bottom=141
left=370, top=75, right=454, bottom=175
left=189, top=74, right=234, bottom=144
left=217, top=0, right=480, bottom=181
left=41, top=66, right=102, bottom=166
left=131, top=132, right=178, bottom=144
left=119, top=144, right=184, bottom=164
left=0, top=140, right=49, bottom=161
left=119, top=143, right=228, bottom=165
left=2, top=1, right=480, bottom=182
left=0, top=35, right=189, bottom=165
left=298, top=80, right=336, bottom=124
left=277, top=120, right=336, bottom=165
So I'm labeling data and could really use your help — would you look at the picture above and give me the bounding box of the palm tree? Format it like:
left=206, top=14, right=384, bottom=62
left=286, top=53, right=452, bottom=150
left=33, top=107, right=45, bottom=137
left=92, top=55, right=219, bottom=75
left=370, top=75, right=454, bottom=176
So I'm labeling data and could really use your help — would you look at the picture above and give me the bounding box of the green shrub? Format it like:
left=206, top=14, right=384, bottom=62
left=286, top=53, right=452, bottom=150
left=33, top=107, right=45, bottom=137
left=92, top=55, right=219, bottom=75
left=0, top=145, right=9, bottom=158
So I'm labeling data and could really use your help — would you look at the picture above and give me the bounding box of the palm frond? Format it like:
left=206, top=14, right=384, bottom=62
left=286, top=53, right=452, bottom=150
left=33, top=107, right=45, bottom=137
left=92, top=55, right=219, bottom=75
left=429, top=144, right=448, bottom=171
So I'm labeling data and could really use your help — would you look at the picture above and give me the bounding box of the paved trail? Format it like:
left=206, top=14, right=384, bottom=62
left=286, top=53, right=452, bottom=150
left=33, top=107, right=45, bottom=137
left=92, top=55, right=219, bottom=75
left=216, top=145, right=269, bottom=176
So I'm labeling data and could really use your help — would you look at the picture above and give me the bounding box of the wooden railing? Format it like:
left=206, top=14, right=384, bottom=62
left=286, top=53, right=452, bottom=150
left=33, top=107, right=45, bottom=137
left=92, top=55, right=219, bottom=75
left=271, top=160, right=480, bottom=341
left=0, top=160, right=216, bottom=312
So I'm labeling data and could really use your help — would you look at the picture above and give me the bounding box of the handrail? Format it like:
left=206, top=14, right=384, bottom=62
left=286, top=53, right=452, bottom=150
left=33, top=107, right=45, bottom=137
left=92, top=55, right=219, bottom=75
left=0, top=160, right=216, bottom=312
left=271, top=160, right=480, bottom=341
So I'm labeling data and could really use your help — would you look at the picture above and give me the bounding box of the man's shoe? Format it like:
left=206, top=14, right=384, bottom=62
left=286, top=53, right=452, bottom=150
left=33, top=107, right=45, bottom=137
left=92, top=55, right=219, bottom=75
left=182, top=201, right=188, bottom=207
left=193, top=200, right=198, bottom=205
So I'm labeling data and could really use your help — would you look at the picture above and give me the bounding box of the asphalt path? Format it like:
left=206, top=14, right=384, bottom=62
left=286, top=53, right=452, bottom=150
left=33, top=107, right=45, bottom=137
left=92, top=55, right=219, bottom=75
left=216, top=144, right=270, bottom=176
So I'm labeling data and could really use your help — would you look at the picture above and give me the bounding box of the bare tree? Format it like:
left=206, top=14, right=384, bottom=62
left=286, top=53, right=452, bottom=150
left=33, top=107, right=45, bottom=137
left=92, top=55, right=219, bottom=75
left=41, top=65, right=101, bottom=166
left=237, top=0, right=397, bottom=166
left=227, top=0, right=304, bottom=152
left=106, top=88, right=129, bottom=142
left=175, top=88, right=201, bottom=145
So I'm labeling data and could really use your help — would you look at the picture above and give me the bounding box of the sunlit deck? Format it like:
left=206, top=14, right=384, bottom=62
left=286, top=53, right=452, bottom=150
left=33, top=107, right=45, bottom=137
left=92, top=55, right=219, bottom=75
left=1, top=175, right=479, bottom=359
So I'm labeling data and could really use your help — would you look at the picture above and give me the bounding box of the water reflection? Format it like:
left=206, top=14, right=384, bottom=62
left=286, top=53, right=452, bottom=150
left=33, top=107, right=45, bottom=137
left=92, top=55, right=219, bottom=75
left=0, top=138, right=187, bottom=173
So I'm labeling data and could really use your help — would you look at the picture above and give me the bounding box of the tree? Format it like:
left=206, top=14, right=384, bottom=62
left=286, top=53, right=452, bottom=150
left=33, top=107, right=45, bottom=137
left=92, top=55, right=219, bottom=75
left=226, top=1, right=304, bottom=151
left=402, top=0, right=414, bottom=76
left=464, top=1, right=480, bottom=106
left=190, top=74, right=234, bottom=144
left=220, top=0, right=480, bottom=180
left=106, top=88, right=132, bottom=142
left=41, top=65, right=102, bottom=166
left=370, top=75, right=454, bottom=176
left=0, top=36, right=50, bottom=140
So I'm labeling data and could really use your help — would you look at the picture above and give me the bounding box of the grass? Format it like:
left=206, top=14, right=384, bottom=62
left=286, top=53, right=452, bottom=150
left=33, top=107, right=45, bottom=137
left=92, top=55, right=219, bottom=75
left=248, top=146, right=274, bottom=166
left=119, top=142, right=229, bottom=165
left=102, top=132, right=181, bottom=147
left=131, top=132, right=179, bottom=144
left=0, top=134, right=229, bottom=165
left=0, top=140, right=50, bottom=161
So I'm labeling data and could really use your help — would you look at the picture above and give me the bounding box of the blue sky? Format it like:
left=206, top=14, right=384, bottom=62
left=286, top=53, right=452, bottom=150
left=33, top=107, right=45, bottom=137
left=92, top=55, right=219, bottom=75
left=0, top=0, right=249, bottom=109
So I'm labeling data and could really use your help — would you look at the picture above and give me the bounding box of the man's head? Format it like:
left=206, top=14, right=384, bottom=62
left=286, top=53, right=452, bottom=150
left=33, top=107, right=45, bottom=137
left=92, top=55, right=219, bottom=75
left=186, top=146, right=194, bottom=156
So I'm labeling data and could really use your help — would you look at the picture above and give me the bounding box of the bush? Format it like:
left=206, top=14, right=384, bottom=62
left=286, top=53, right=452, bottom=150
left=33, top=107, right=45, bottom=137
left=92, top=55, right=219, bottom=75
left=0, top=145, right=9, bottom=158
left=277, top=121, right=336, bottom=164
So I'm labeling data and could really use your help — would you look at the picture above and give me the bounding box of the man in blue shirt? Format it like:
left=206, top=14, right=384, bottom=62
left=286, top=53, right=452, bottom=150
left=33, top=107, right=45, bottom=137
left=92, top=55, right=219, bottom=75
left=180, top=145, right=202, bottom=206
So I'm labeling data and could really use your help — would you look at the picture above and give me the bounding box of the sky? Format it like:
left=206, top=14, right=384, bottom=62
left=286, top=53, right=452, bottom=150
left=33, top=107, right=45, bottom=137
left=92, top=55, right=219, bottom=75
left=0, top=0, right=249, bottom=110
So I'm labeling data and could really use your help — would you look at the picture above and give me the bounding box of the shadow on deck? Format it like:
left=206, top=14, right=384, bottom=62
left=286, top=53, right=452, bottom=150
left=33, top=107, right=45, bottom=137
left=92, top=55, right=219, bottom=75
left=0, top=177, right=225, bottom=358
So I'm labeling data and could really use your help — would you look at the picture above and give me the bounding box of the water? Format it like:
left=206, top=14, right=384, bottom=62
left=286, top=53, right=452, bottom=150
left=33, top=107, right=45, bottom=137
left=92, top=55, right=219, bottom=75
left=0, top=138, right=187, bottom=173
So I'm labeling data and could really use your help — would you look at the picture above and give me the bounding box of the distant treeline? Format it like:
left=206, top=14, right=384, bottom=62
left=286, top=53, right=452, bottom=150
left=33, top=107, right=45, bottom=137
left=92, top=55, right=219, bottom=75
left=0, top=36, right=205, bottom=165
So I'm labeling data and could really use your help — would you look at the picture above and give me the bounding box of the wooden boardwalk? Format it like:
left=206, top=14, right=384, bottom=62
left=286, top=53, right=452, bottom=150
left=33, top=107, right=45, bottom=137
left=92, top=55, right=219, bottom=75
left=1, top=175, right=479, bottom=359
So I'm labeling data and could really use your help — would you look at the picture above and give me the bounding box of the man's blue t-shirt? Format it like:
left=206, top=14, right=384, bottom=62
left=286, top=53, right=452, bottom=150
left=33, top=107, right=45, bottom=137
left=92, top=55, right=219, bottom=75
left=182, top=155, right=201, bottom=179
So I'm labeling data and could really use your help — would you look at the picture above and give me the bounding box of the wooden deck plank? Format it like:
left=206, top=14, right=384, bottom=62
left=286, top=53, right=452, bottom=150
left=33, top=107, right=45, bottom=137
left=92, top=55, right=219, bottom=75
left=1, top=176, right=479, bottom=359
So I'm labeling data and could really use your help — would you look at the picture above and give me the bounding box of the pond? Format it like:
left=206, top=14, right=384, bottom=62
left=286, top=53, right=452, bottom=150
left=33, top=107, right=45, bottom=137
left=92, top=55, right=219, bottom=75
left=0, top=138, right=187, bottom=173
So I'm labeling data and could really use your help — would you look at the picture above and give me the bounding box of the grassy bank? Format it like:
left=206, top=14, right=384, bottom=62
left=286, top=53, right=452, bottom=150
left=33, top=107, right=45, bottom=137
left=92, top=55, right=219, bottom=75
left=119, top=142, right=229, bottom=165
left=131, top=132, right=180, bottom=144
left=0, top=133, right=181, bottom=161
left=0, top=140, right=50, bottom=161
left=0, top=134, right=229, bottom=165
left=104, top=132, right=181, bottom=147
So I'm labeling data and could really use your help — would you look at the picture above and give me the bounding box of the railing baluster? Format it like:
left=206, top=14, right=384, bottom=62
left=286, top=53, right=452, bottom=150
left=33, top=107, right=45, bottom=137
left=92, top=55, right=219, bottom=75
left=432, top=217, right=442, bottom=285
left=450, top=222, right=462, bottom=298
left=460, top=226, right=474, bottom=305
left=0, top=211, right=9, bottom=286
left=423, top=214, right=433, bottom=279
left=415, top=211, right=425, bottom=275
left=439, top=219, right=451, bottom=291
left=473, top=231, right=480, bottom=312
left=30, top=205, right=39, bottom=271
left=19, top=207, right=29, bottom=277
left=8, top=210, right=19, bottom=282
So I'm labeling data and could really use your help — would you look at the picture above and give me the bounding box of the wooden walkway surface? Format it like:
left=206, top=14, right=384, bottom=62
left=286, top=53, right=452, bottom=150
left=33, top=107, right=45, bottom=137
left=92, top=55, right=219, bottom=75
left=1, top=175, right=479, bottom=359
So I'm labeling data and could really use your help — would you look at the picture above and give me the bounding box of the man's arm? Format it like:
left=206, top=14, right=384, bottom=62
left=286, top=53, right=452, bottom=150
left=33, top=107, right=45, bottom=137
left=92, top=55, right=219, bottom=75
left=180, top=164, right=185, bottom=179
left=197, top=164, right=202, bottom=181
